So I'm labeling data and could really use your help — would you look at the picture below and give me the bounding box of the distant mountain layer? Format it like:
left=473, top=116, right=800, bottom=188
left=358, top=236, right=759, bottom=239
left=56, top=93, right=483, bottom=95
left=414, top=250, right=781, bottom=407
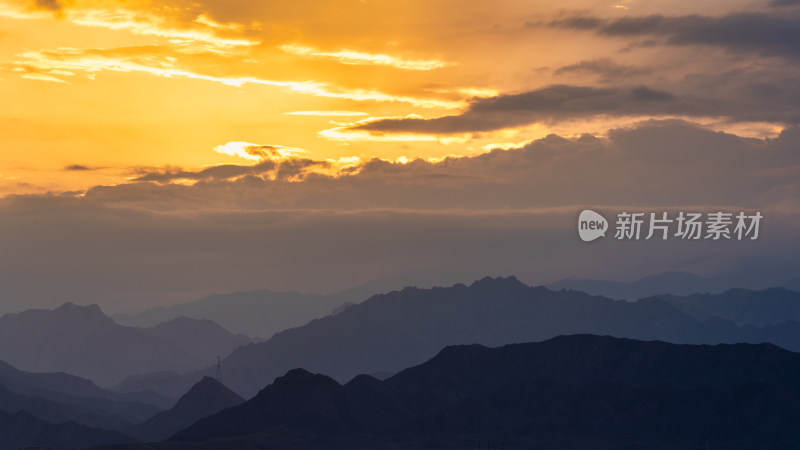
left=0, top=409, right=137, bottom=450
left=0, top=303, right=255, bottom=387
left=548, top=271, right=728, bottom=300
left=116, top=289, right=350, bottom=338
left=85, top=335, right=800, bottom=449
left=657, top=287, right=800, bottom=325
left=127, top=377, right=244, bottom=442
left=549, top=270, right=800, bottom=300
left=114, top=372, right=196, bottom=400
left=0, top=359, right=168, bottom=430
left=178, top=277, right=800, bottom=398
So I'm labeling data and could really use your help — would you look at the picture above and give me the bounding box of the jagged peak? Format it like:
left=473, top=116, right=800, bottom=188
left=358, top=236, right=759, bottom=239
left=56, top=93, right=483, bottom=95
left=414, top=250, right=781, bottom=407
left=434, top=343, right=490, bottom=359
left=266, top=368, right=341, bottom=392
left=469, top=275, right=528, bottom=290
left=173, top=376, right=243, bottom=409
left=55, top=302, right=104, bottom=313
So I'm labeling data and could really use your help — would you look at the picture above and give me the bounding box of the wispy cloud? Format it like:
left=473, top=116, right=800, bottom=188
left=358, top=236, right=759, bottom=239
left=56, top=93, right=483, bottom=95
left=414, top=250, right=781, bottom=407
left=280, top=44, right=452, bottom=71
left=71, top=9, right=257, bottom=48
left=284, top=111, right=368, bottom=116
left=20, top=72, right=67, bottom=83
left=12, top=47, right=465, bottom=108
left=0, top=2, right=258, bottom=49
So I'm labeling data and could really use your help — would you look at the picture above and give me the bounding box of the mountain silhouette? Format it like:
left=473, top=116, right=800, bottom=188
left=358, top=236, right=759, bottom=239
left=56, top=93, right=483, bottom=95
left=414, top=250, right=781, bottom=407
left=0, top=302, right=255, bottom=387
left=87, top=335, right=800, bottom=449
left=116, top=289, right=350, bottom=338
left=126, top=377, right=244, bottom=442
left=177, top=277, right=800, bottom=398
left=548, top=271, right=727, bottom=300
left=113, top=371, right=196, bottom=399
left=784, top=275, right=800, bottom=292
left=140, top=317, right=254, bottom=365
left=658, top=287, right=800, bottom=325
left=0, top=359, right=168, bottom=430
left=0, top=409, right=137, bottom=450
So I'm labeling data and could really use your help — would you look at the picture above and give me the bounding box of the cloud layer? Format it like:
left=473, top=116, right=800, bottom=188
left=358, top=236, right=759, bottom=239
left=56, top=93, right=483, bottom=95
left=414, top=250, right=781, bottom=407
left=0, top=121, right=798, bottom=312
left=545, top=12, right=800, bottom=62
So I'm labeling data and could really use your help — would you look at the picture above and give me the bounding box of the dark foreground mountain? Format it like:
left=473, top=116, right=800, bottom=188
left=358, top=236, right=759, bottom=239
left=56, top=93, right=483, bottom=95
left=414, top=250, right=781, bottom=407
left=84, top=335, right=800, bottom=449
left=0, top=359, right=168, bottom=430
left=0, top=409, right=137, bottom=450
left=126, top=377, right=244, bottom=442
left=178, top=277, right=800, bottom=398
left=0, top=302, right=255, bottom=387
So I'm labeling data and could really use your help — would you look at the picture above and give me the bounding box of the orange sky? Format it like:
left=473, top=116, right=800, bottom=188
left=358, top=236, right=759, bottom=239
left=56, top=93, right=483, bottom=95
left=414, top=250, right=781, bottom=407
left=0, top=0, right=783, bottom=195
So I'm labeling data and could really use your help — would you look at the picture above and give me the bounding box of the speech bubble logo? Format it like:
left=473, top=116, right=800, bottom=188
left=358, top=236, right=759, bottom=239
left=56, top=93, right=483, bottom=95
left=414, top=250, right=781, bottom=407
left=578, top=210, right=608, bottom=242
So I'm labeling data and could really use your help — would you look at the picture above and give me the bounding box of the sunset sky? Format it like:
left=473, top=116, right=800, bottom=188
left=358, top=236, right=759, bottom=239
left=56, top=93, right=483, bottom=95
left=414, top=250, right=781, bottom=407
left=1, top=0, right=799, bottom=312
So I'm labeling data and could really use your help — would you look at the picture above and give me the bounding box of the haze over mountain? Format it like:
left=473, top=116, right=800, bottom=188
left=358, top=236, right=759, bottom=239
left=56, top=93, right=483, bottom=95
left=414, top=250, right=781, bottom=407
left=141, top=317, right=254, bottom=361
left=87, top=335, right=800, bottom=449
left=127, top=377, right=244, bottom=442
left=0, top=302, right=255, bottom=387
left=115, top=289, right=352, bottom=338
left=0, top=358, right=168, bottom=430
left=658, top=287, right=800, bottom=326
left=549, top=271, right=722, bottom=300
left=784, top=276, right=800, bottom=292
left=549, top=271, right=800, bottom=301
left=114, top=372, right=202, bottom=400
left=179, top=276, right=800, bottom=398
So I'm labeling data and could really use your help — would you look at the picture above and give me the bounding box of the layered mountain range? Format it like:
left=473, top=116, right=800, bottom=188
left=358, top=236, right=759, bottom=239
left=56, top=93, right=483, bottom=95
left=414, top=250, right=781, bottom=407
left=85, top=335, right=800, bottom=449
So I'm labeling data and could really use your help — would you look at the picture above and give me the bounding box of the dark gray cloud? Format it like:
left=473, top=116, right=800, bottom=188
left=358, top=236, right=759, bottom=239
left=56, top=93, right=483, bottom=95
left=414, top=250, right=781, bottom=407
left=64, top=164, right=92, bottom=171
left=131, top=162, right=275, bottom=183
left=553, top=58, right=651, bottom=80
left=770, top=0, right=800, bottom=7
left=83, top=120, right=800, bottom=212
left=545, top=12, right=800, bottom=62
left=130, top=158, right=331, bottom=184
left=350, top=64, right=800, bottom=135
left=349, top=84, right=739, bottom=135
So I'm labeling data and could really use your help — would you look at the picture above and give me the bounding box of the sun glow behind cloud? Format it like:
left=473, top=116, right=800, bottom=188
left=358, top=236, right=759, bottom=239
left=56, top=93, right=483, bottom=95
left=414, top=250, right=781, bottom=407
left=213, top=142, right=307, bottom=161
left=1, top=0, right=797, bottom=196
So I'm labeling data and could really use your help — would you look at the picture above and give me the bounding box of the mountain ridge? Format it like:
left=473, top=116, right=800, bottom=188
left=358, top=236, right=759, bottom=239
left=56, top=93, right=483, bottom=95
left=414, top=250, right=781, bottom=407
left=127, top=376, right=244, bottom=442
left=0, top=302, right=256, bottom=387
left=199, top=276, right=800, bottom=398
left=127, top=335, right=800, bottom=449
